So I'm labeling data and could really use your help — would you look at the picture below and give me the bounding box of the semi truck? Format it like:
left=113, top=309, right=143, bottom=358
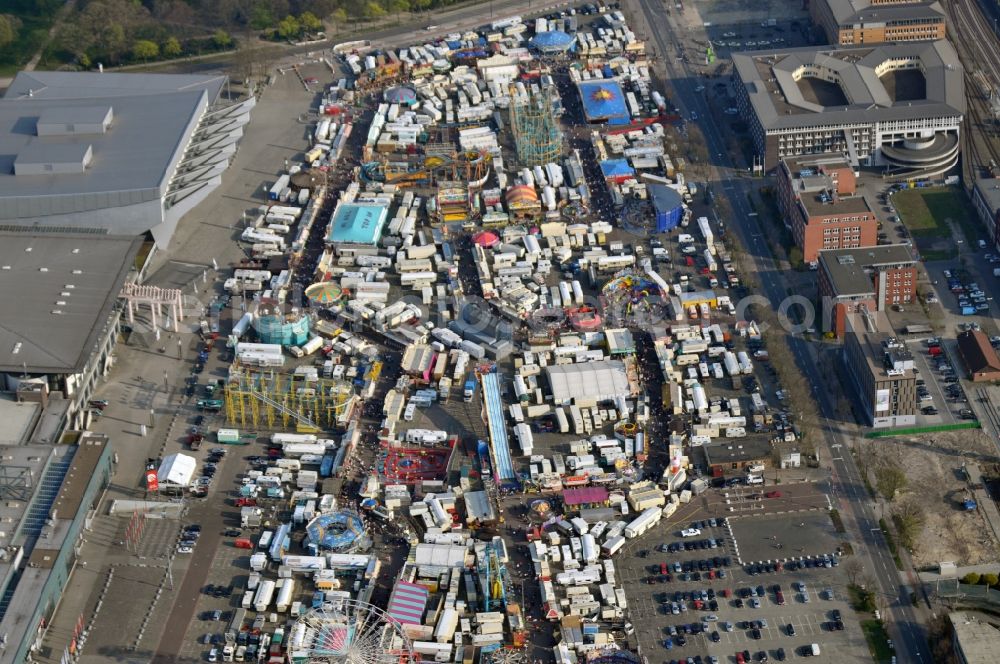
left=254, top=579, right=276, bottom=612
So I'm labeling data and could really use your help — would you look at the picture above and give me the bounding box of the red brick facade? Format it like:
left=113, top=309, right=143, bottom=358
left=776, top=155, right=877, bottom=263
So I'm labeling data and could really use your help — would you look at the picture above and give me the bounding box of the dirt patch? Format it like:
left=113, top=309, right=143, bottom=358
left=864, top=429, right=1000, bottom=567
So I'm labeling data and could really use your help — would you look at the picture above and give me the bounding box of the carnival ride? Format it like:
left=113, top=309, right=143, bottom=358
left=305, top=282, right=347, bottom=307
left=478, top=540, right=511, bottom=611
left=508, top=88, right=563, bottom=167
left=361, top=150, right=491, bottom=188
left=588, top=650, right=642, bottom=664
left=380, top=446, right=451, bottom=484
left=487, top=648, right=529, bottom=664
left=601, top=268, right=664, bottom=323
left=289, top=600, right=414, bottom=664
left=224, top=368, right=356, bottom=431
left=305, top=509, right=368, bottom=553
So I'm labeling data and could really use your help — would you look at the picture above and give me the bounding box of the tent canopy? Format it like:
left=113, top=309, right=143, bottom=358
left=157, top=453, right=197, bottom=486
left=546, top=360, right=630, bottom=404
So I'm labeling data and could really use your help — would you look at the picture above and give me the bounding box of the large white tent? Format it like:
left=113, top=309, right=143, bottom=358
left=546, top=360, right=630, bottom=405
left=157, top=453, right=197, bottom=488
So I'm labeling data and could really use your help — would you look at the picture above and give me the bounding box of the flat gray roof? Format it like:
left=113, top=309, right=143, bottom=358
left=0, top=71, right=226, bottom=236
left=733, top=40, right=964, bottom=130
left=0, top=395, right=41, bottom=446
left=845, top=310, right=916, bottom=379
left=5, top=71, right=226, bottom=100
left=800, top=193, right=872, bottom=217
left=0, top=232, right=141, bottom=373
left=823, top=0, right=944, bottom=27
left=703, top=437, right=773, bottom=465
left=819, top=244, right=914, bottom=296
left=0, top=445, right=51, bottom=551
left=975, top=178, right=1000, bottom=214
left=952, top=611, right=1000, bottom=664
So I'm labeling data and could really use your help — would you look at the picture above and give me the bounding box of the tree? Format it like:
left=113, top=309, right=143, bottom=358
left=299, top=11, right=323, bottom=32
left=277, top=14, right=300, bottom=39
left=162, top=36, right=182, bottom=57
left=101, top=23, right=128, bottom=63
left=213, top=29, right=232, bottom=49
left=855, top=576, right=877, bottom=612
left=329, top=8, right=348, bottom=32
left=363, top=1, right=387, bottom=19
left=250, top=4, right=275, bottom=29
left=893, top=496, right=926, bottom=549
left=874, top=461, right=907, bottom=502
left=387, top=0, right=410, bottom=18
left=963, top=572, right=981, bottom=585
left=844, top=559, right=864, bottom=586
left=411, top=0, right=432, bottom=10
left=788, top=246, right=803, bottom=269
left=983, top=573, right=999, bottom=587
left=0, top=14, right=22, bottom=48
left=132, top=39, right=159, bottom=62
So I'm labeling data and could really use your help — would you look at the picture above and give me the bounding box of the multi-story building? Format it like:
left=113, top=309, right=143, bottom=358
left=843, top=310, right=917, bottom=428
left=0, top=429, right=113, bottom=664
left=732, top=40, right=964, bottom=175
left=971, top=177, right=1000, bottom=251
left=817, top=245, right=916, bottom=336
left=776, top=153, right=877, bottom=262
left=0, top=71, right=254, bottom=247
left=811, top=0, right=946, bottom=47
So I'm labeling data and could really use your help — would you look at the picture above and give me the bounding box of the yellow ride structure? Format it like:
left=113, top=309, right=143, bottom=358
left=223, top=366, right=357, bottom=432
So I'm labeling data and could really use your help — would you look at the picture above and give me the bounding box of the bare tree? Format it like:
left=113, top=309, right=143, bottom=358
left=874, top=460, right=907, bottom=502
left=844, top=558, right=864, bottom=586
left=893, top=495, right=926, bottom=549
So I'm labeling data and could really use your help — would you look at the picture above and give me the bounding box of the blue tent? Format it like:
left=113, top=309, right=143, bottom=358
left=578, top=80, right=631, bottom=124
left=600, top=159, right=635, bottom=180
left=530, top=31, right=575, bottom=53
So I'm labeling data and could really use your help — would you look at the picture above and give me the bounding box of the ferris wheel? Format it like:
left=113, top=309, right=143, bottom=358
left=487, top=647, right=528, bottom=664
left=291, top=600, right=415, bottom=664
left=590, top=649, right=642, bottom=664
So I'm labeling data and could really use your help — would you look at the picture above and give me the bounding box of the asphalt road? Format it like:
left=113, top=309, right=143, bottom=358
left=625, top=0, right=932, bottom=660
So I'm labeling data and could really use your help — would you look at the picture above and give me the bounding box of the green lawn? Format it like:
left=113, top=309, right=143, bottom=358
left=893, top=186, right=980, bottom=241
left=861, top=619, right=894, bottom=663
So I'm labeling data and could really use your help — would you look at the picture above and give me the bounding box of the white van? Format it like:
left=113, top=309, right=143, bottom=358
left=810, top=643, right=821, bottom=656
left=745, top=474, right=764, bottom=485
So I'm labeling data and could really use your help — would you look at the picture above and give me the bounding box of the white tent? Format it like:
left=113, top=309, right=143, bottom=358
left=546, top=360, right=630, bottom=405
left=157, top=453, right=197, bottom=487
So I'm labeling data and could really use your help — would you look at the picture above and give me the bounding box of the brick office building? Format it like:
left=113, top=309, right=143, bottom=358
left=811, top=0, right=946, bottom=47
left=817, top=245, right=916, bottom=336
left=776, top=153, right=877, bottom=262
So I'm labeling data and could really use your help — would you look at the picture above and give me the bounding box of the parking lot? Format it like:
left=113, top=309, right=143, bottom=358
left=903, top=337, right=965, bottom=425
left=703, top=19, right=813, bottom=58
left=728, top=512, right=841, bottom=565
left=609, top=496, right=869, bottom=663
left=619, top=514, right=870, bottom=662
